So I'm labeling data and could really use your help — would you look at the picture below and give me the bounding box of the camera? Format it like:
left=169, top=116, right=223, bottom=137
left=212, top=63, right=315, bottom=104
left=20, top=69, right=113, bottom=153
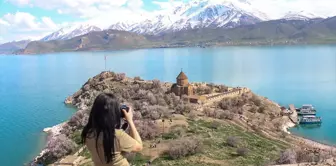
left=120, top=105, right=129, bottom=118
left=119, top=105, right=130, bottom=131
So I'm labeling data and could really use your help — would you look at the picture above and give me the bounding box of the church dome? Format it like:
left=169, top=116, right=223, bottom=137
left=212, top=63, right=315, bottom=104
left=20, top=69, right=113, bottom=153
left=177, top=71, right=188, bottom=80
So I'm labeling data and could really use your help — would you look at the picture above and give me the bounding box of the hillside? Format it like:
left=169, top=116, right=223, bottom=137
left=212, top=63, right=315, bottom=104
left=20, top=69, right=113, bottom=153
left=0, top=40, right=30, bottom=54
left=19, top=30, right=154, bottom=54
left=31, top=71, right=336, bottom=166
left=17, top=16, right=336, bottom=54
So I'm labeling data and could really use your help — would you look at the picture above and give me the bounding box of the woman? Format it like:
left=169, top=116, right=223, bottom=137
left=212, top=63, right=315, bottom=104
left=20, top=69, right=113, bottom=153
left=81, top=93, right=143, bottom=166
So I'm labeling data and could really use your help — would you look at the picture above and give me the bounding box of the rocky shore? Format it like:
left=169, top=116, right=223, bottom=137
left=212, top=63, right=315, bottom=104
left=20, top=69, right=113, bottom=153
left=32, top=71, right=336, bottom=166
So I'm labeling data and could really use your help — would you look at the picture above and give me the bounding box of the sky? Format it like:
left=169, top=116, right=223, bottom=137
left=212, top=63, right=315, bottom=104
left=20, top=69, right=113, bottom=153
left=1, top=0, right=336, bottom=43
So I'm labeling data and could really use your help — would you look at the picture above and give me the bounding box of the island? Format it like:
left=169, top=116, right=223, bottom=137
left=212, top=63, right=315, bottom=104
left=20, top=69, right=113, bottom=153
left=31, top=71, right=336, bottom=166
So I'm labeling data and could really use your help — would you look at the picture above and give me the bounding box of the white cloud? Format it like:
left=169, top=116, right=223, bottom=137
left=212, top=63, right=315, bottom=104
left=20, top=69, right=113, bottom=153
left=0, top=18, right=10, bottom=26
left=7, top=0, right=129, bottom=17
left=3, top=12, right=40, bottom=30
left=126, top=0, right=144, bottom=11
left=41, top=17, right=58, bottom=29
left=0, top=12, right=60, bottom=42
left=153, top=0, right=184, bottom=10
left=8, top=0, right=29, bottom=5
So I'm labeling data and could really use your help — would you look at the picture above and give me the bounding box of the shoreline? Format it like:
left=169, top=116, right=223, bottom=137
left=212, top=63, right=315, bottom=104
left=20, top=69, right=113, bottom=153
left=33, top=122, right=66, bottom=163
left=283, top=118, right=336, bottom=151
left=291, top=132, right=336, bottom=151
left=10, top=43, right=336, bottom=56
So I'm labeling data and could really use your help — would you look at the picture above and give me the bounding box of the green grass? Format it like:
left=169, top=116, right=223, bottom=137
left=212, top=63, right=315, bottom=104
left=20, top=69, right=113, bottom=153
left=79, top=147, right=91, bottom=159
left=128, top=153, right=151, bottom=166
left=70, top=129, right=83, bottom=145
left=162, top=132, right=179, bottom=140
left=152, top=119, right=289, bottom=166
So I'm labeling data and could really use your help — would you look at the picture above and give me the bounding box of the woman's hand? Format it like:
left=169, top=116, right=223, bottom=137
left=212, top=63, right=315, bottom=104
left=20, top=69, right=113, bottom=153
left=122, top=106, right=133, bottom=122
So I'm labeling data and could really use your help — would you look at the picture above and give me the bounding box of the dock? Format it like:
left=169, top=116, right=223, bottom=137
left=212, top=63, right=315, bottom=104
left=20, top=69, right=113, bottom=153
left=289, top=104, right=298, bottom=124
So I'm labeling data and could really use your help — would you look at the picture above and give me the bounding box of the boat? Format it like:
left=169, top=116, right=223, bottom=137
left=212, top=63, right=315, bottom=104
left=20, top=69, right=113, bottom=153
left=299, top=115, right=322, bottom=124
left=297, top=104, right=316, bottom=115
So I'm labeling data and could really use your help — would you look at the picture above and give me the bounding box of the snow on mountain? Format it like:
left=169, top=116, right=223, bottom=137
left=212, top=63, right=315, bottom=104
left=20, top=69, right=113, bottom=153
left=283, top=11, right=324, bottom=21
left=41, top=24, right=102, bottom=41
left=108, top=0, right=269, bottom=34
left=41, top=0, right=325, bottom=41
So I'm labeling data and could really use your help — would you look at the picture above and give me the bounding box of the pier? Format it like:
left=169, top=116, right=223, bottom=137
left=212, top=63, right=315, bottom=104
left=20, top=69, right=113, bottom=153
left=289, top=104, right=298, bottom=124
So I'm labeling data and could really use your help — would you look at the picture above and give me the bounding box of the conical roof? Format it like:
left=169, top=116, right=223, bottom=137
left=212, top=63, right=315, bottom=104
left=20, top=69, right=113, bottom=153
left=177, top=71, right=188, bottom=80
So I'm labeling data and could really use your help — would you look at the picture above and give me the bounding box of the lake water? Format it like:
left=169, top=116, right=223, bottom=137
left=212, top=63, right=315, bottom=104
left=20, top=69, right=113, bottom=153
left=1, top=46, right=336, bottom=165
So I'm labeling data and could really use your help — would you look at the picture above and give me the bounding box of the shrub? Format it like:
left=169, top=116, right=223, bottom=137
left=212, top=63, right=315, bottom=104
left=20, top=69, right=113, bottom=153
left=146, top=92, right=157, bottom=105
left=164, top=93, right=180, bottom=107
left=210, top=121, right=221, bottom=129
left=133, top=111, right=142, bottom=120
left=258, top=106, right=266, bottom=113
left=152, top=79, right=161, bottom=89
left=142, top=105, right=171, bottom=120
left=232, top=107, right=244, bottom=114
left=251, top=94, right=262, bottom=106
left=248, top=106, right=257, bottom=113
left=218, top=85, right=228, bottom=93
left=195, top=86, right=212, bottom=95
left=277, top=149, right=297, bottom=164
left=168, top=137, right=203, bottom=159
left=133, top=100, right=142, bottom=110
left=188, top=111, right=197, bottom=120
left=68, top=110, right=88, bottom=128
left=237, top=147, right=249, bottom=156
left=115, top=73, right=126, bottom=81
left=134, top=120, right=160, bottom=140
left=296, top=150, right=320, bottom=163
left=204, top=108, right=215, bottom=117
left=70, top=130, right=82, bottom=145
left=170, top=125, right=186, bottom=137
left=219, top=98, right=232, bottom=110
left=47, top=134, right=76, bottom=159
left=157, top=98, right=167, bottom=106
left=175, top=102, right=192, bottom=114
left=219, top=110, right=234, bottom=120
left=121, top=90, right=130, bottom=99
left=60, top=123, right=71, bottom=136
left=226, top=136, right=240, bottom=147
left=134, top=76, right=143, bottom=81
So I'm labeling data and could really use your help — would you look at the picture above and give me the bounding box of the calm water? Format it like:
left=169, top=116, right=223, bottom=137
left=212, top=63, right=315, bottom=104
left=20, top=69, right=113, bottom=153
left=1, top=46, right=336, bottom=165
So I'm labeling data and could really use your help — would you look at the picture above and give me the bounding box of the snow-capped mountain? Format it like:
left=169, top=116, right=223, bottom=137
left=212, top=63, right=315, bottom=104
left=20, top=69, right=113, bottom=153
left=108, top=0, right=269, bottom=34
left=41, top=0, right=326, bottom=41
left=283, top=11, right=324, bottom=21
left=41, top=24, right=102, bottom=41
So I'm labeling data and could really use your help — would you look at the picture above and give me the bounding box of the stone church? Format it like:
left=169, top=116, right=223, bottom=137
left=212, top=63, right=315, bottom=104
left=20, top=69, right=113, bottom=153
left=171, top=71, right=194, bottom=97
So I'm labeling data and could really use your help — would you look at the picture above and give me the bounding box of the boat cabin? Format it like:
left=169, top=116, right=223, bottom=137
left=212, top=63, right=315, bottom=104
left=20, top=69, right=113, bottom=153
left=301, top=104, right=315, bottom=110
left=300, top=115, right=322, bottom=124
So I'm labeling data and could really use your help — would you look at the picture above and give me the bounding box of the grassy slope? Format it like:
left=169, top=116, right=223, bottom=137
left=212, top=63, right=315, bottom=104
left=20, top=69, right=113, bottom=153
left=151, top=119, right=288, bottom=166
left=75, top=118, right=289, bottom=166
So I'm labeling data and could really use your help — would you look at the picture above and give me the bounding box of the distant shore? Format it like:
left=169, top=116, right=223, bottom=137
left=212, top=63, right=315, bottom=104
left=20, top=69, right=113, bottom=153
left=12, top=42, right=336, bottom=55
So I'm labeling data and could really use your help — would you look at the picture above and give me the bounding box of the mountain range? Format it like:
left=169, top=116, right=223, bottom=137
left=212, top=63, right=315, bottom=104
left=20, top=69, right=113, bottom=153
left=38, top=0, right=323, bottom=42
left=16, top=16, right=336, bottom=54
left=2, top=0, right=336, bottom=54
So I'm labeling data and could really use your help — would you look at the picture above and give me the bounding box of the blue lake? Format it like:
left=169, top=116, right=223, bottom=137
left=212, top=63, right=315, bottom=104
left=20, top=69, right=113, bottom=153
left=0, top=46, right=336, bottom=165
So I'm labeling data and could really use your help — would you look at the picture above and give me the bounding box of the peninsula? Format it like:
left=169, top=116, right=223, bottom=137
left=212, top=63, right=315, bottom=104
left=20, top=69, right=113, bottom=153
left=32, top=71, right=336, bottom=166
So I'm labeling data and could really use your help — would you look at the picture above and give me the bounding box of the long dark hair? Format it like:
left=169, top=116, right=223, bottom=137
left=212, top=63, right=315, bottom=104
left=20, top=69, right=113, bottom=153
left=81, top=93, right=122, bottom=163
